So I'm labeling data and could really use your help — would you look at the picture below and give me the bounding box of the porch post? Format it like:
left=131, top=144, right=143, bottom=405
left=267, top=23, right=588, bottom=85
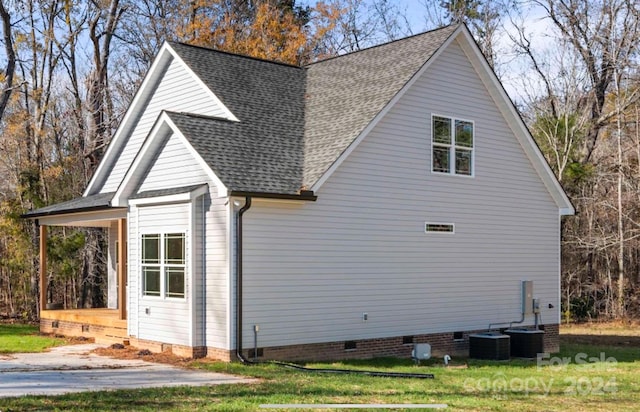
left=117, top=218, right=127, bottom=320
left=39, top=224, right=47, bottom=311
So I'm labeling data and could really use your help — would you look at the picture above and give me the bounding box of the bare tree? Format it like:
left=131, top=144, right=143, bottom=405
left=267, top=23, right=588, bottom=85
left=531, top=0, right=640, bottom=164
left=0, top=0, right=16, bottom=123
left=86, top=0, right=125, bottom=169
left=509, top=0, right=640, bottom=320
left=421, top=0, right=506, bottom=67
left=313, top=0, right=411, bottom=54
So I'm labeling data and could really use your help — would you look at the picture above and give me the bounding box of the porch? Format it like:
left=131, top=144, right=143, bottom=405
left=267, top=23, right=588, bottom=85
left=22, top=193, right=129, bottom=344
left=40, top=308, right=128, bottom=344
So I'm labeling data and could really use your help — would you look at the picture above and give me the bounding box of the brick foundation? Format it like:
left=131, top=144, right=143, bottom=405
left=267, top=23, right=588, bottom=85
left=238, top=324, right=561, bottom=362
left=206, top=347, right=234, bottom=362
left=127, top=338, right=207, bottom=359
left=41, top=318, right=560, bottom=361
left=241, top=330, right=473, bottom=362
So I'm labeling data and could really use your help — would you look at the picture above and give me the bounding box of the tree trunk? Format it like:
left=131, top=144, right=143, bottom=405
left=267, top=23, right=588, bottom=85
left=0, top=0, right=16, bottom=123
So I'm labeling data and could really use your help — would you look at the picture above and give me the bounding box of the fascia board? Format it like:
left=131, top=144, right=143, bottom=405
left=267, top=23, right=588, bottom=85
left=84, top=43, right=174, bottom=196
left=85, top=41, right=239, bottom=197
left=310, top=25, right=464, bottom=193
left=455, top=28, right=575, bottom=215
left=111, top=112, right=172, bottom=206
left=37, top=208, right=127, bottom=227
left=112, top=112, right=228, bottom=206
left=128, top=185, right=208, bottom=206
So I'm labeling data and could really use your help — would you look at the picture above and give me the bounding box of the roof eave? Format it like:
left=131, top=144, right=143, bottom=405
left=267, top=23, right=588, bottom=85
left=455, top=26, right=575, bottom=215
left=21, top=205, right=126, bottom=220
left=309, top=25, right=462, bottom=193
left=229, top=190, right=317, bottom=202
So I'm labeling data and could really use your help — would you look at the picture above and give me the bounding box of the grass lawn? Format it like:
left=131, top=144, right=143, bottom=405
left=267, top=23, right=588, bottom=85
left=0, top=323, right=65, bottom=354
left=0, top=325, right=638, bottom=411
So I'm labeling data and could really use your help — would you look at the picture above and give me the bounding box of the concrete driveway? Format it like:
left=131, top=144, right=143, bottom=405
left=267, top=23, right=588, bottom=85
left=0, top=344, right=255, bottom=397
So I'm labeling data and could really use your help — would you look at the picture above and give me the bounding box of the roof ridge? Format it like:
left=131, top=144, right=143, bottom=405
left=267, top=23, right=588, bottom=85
left=168, top=41, right=303, bottom=69
left=304, top=24, right=459, bottom=67
left=164, top=110, right=237, bottom=123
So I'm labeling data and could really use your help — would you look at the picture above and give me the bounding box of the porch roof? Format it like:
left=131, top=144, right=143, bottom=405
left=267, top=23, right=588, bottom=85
left=21, top=192, right=126, bottom=228
left=22, top=192, right=116, bottom=218
left=130, top=184, right=207, bottom=200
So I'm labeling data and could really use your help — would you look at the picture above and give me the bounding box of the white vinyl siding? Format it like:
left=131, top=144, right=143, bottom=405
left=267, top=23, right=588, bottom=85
left=134, top=203, right=190, bottom=345
left=184, top=187, right=228, bottom=349
left=100, top=56, right=228, bottom=193
left=240, top=39, right=560, bottom=348
left=125, top=129, right=229, bottom=348
left=128, top=189, right=228, bottom=348
left=137, top=133, right=208, bottom=193
left=201, top=189, right=229, bottom=349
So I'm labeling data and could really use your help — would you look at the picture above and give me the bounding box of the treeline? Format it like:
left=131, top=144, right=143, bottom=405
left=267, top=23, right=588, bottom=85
left=1, top=0, right=639, bottom=321
left=0, top=0, right=415, bottom=318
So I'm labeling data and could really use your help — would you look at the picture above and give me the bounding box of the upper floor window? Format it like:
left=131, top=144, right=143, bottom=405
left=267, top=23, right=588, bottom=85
left=432, top=115, right=474, bottom=176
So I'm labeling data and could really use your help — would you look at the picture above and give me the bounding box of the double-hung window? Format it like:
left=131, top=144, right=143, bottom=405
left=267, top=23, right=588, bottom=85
left=432, top=115, right=474, bottom=176
left=142, top=233, right=186, bottom=299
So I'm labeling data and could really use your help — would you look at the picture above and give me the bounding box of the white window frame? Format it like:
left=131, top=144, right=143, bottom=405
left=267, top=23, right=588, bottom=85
left=431, top=114, right=475, bottom=177
left=141, top=232, right=187, bottom=299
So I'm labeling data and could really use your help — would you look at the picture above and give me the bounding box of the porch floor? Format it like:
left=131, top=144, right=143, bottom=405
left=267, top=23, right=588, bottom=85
left=41, top=308, right=128, bottom=344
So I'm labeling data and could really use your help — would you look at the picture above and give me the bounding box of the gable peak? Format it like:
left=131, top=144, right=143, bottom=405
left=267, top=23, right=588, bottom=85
left=305, top=24, right=460, bottom=67
left=166, top=41, right=304, bottom=70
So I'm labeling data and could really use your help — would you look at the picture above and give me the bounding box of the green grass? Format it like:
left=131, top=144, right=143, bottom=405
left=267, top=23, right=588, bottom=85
left=0, top=341, right=638, bottom=411
left=0, top=324, right=65, bottom=353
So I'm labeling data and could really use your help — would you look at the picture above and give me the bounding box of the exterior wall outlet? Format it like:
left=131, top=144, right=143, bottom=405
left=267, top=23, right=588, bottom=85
left=362, top=312, right=368, bottom=321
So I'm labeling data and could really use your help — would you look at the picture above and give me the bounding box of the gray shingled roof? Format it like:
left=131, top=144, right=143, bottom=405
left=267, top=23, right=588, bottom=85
left=168, top=25, right=457, bottom=193
left=302, top=25, right=458, bottom=187
left=22, top=192, right=116, bottom=217
left=131, top=184, right=208, bottom=200
left=169, top=42, right=306, bottom=194
left=24, top=25, right=458, bottom=217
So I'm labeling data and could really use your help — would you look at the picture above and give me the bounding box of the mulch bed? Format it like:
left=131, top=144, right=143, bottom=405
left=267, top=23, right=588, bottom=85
left=93, top=345, right=197, bottom=367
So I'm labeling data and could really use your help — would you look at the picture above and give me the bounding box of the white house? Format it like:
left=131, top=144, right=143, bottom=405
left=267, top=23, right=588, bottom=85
left=25, top=24, right=574, bottom=361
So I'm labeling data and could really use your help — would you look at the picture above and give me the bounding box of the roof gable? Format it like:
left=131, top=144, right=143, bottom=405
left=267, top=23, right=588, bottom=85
left=302, top=25, right=458, bottom=189
left=165, top=27, right=459, bottom=195
left=84, top=43, right=237, bottom=196
left=453, top=29, right=574, bottom=215
left=166, top=111, right=305, bottom=195
left=112, top=112, right=227, bottom=206
left=167, top=42, right=307, bottom=195
left=84, top=24, right=572, bottom=214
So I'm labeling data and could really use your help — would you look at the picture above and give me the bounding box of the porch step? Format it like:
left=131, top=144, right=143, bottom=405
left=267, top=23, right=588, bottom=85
left=94, top=334, right=129, bottom=345
left=93, top=326, right=130, bottom=345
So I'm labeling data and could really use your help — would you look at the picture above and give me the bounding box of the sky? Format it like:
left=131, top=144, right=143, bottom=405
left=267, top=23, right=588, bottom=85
left=299, top=0, right=558, bottom=103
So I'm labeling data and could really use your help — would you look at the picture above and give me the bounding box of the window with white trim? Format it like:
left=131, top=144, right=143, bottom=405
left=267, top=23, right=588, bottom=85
left=432, top=115, right=474, bottom=176
left=142, top=233, right=186, bottom=298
